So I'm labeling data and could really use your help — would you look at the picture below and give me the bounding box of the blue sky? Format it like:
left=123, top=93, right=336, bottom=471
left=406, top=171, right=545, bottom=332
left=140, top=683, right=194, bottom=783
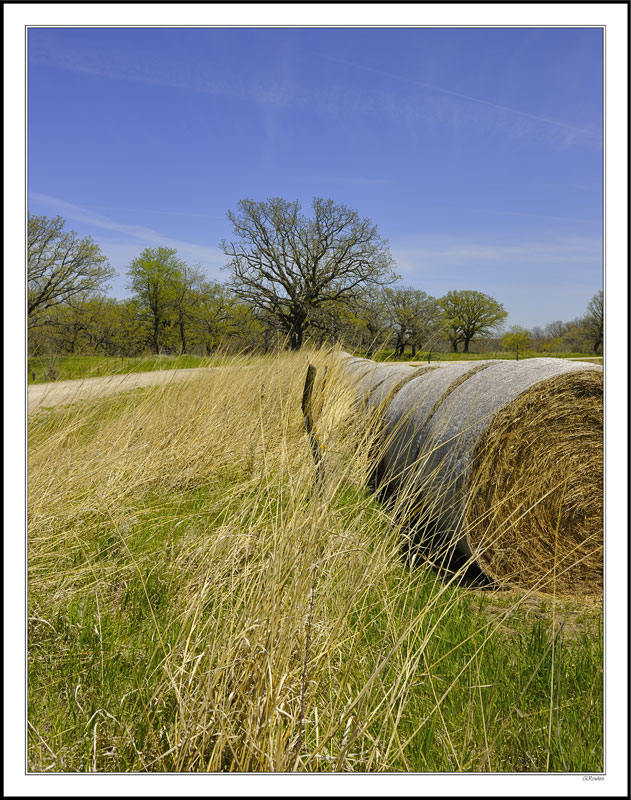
left=27, top=26, right=603, bottom=328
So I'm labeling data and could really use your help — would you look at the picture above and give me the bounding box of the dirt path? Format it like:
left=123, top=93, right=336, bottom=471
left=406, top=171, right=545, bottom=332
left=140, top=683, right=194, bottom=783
left=28, top=367, right=215, bottom=413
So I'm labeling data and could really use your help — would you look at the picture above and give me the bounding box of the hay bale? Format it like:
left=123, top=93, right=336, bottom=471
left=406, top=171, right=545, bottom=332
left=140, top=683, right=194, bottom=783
left=366, top=365, right=439, bottom=410
left=357, top=363, right=419, bottom=400
left=373, top=361, right=500, bottom=497
left=465, top=367, right=603, bottom=592
left=406, top=358, right=602, bottom=592
left=329, top=352, right=425, bottom=408
left=331, top=354, right=603, bottom=593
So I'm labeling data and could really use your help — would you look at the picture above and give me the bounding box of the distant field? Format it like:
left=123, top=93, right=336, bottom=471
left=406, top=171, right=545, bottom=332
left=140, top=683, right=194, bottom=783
left=361, top=350, right=603, bottom=364
left=27, top=353, right=259, bottom=384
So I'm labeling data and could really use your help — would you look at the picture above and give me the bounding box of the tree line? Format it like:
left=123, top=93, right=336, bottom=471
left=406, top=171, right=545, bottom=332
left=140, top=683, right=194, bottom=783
left=27, top=200, right=603, bottom=359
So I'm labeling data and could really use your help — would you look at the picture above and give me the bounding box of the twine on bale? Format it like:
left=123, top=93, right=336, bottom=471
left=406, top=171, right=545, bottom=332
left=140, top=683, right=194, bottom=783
left=423, top=361, right=495, bottom=425
left=370, top=361, right=497, bottom=503
left=366, top=365, right=439, bottom=410
left=465, top=370, right=603, bottom=593
left=364, top=365, right=440, bottom=496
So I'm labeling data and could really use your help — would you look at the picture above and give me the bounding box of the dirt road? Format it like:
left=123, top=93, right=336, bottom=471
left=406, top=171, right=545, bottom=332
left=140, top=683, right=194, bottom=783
left=28, top=367, right=214, bottom=413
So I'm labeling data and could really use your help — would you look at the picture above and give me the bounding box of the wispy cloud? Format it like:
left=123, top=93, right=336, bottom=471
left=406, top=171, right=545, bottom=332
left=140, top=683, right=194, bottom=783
left=390, top=234, right=602, bottom=326
left=393, top=234, right=601, bottom=269
left=29, top=38, right=293, bottom=109
left=29, top=34, right=600, bottom=149
left=29, top=193, right=226, bottom=277
left=317, top=52, right=599, bottom=143
left=390, top=234, right=602, bottom=293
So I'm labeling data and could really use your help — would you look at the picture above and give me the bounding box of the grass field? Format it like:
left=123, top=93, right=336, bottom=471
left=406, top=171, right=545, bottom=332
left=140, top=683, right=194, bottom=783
left=27, top=350, right=602, bottom=772
left=360, top=349, right=603, bottom=364
left=28, top=349, right=603, bottom=385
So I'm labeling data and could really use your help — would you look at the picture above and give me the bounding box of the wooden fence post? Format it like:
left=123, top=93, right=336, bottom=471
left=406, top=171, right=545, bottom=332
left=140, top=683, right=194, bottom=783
left=302, top=364, right=323, bottom=484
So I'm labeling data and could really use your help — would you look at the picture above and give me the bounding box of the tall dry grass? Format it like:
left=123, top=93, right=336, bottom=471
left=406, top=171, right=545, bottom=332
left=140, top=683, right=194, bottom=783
left=27, top=349, right=602, bottom=772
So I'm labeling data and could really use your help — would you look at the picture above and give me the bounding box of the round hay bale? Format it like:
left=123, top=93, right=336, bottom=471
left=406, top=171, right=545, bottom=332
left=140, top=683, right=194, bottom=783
left=330, top=353, right=425, bottom=409
left=373, top=361, right=500, bottom=498
left=357, top=363, right=419, bottom=400
left=465, top=368, right=603, bottom=592
left=330, top=354, right=603, bottom=593
left=366, top=365, right=439, bottom=410
left=408, top=359, right=602, bottom=592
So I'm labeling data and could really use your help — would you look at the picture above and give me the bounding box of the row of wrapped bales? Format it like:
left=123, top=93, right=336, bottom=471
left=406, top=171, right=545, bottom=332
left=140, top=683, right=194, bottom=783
left=330, top=352, right=603, bottom=593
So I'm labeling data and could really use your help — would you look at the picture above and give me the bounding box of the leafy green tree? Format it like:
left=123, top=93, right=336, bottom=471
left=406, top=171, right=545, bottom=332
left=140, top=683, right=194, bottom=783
left=383, top=287, right=441, bottom=357
left=222, top=197, right=398, bottom=350
left=307, top=299, right=368, bottom=350
left=583, top=290, right=603, bottom=353
left=51, top=295, right=124, bottom=355
left=438, top=290, right=508, bottom=353
left=113, top=299, right=151, bottom=356
left=45, top=298, right=92, bottom=354
left=540, top=336, right=565, bottom=353
left=127, top=247, right=185, bottom=354
left=224, top=301, right=266, bottom=352
left=28, top=214, right=115, bottom=325
left=192, top=281, right=239, bottom=354
left=501, top=326, right=533, bottom=360
left=82, top=297, right=123, bottom=355
left=351, top=287, right=392, bottom=356
left=170, top=264, right=206, bottom=354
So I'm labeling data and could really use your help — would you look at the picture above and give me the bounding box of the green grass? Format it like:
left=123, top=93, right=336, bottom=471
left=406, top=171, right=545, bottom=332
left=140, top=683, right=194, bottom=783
left=344, top=580, right=602, bottom=772
left=27, top=351, right=603, bottom=772
left=27, top=353, right=260, bottom=384
left=359, top=349, right=602, bottom=363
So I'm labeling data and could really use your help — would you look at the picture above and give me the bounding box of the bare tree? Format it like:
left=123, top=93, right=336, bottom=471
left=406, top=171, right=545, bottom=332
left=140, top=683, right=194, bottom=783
left=583, top=290, right=603, bottom=353
left=529, top=325, right=546, bottom=351
left=544, top=320, right=569, bottom=340
left=222, top=197, right=398, bottom=349
left=28, top=214, right=115, bottom=324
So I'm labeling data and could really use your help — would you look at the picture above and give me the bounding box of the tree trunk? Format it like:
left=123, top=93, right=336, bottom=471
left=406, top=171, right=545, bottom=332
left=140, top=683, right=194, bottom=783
left=289, top=324, right=304, bottom=350
left=452, top=340, right=459, bottom=353
left=411, top=344, right=417, bottom=357
left=152, top=319, right=160, bottom=355
left=463, top=338, right=471, bottom=353
left=179, top=320, right=187, bottom=354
